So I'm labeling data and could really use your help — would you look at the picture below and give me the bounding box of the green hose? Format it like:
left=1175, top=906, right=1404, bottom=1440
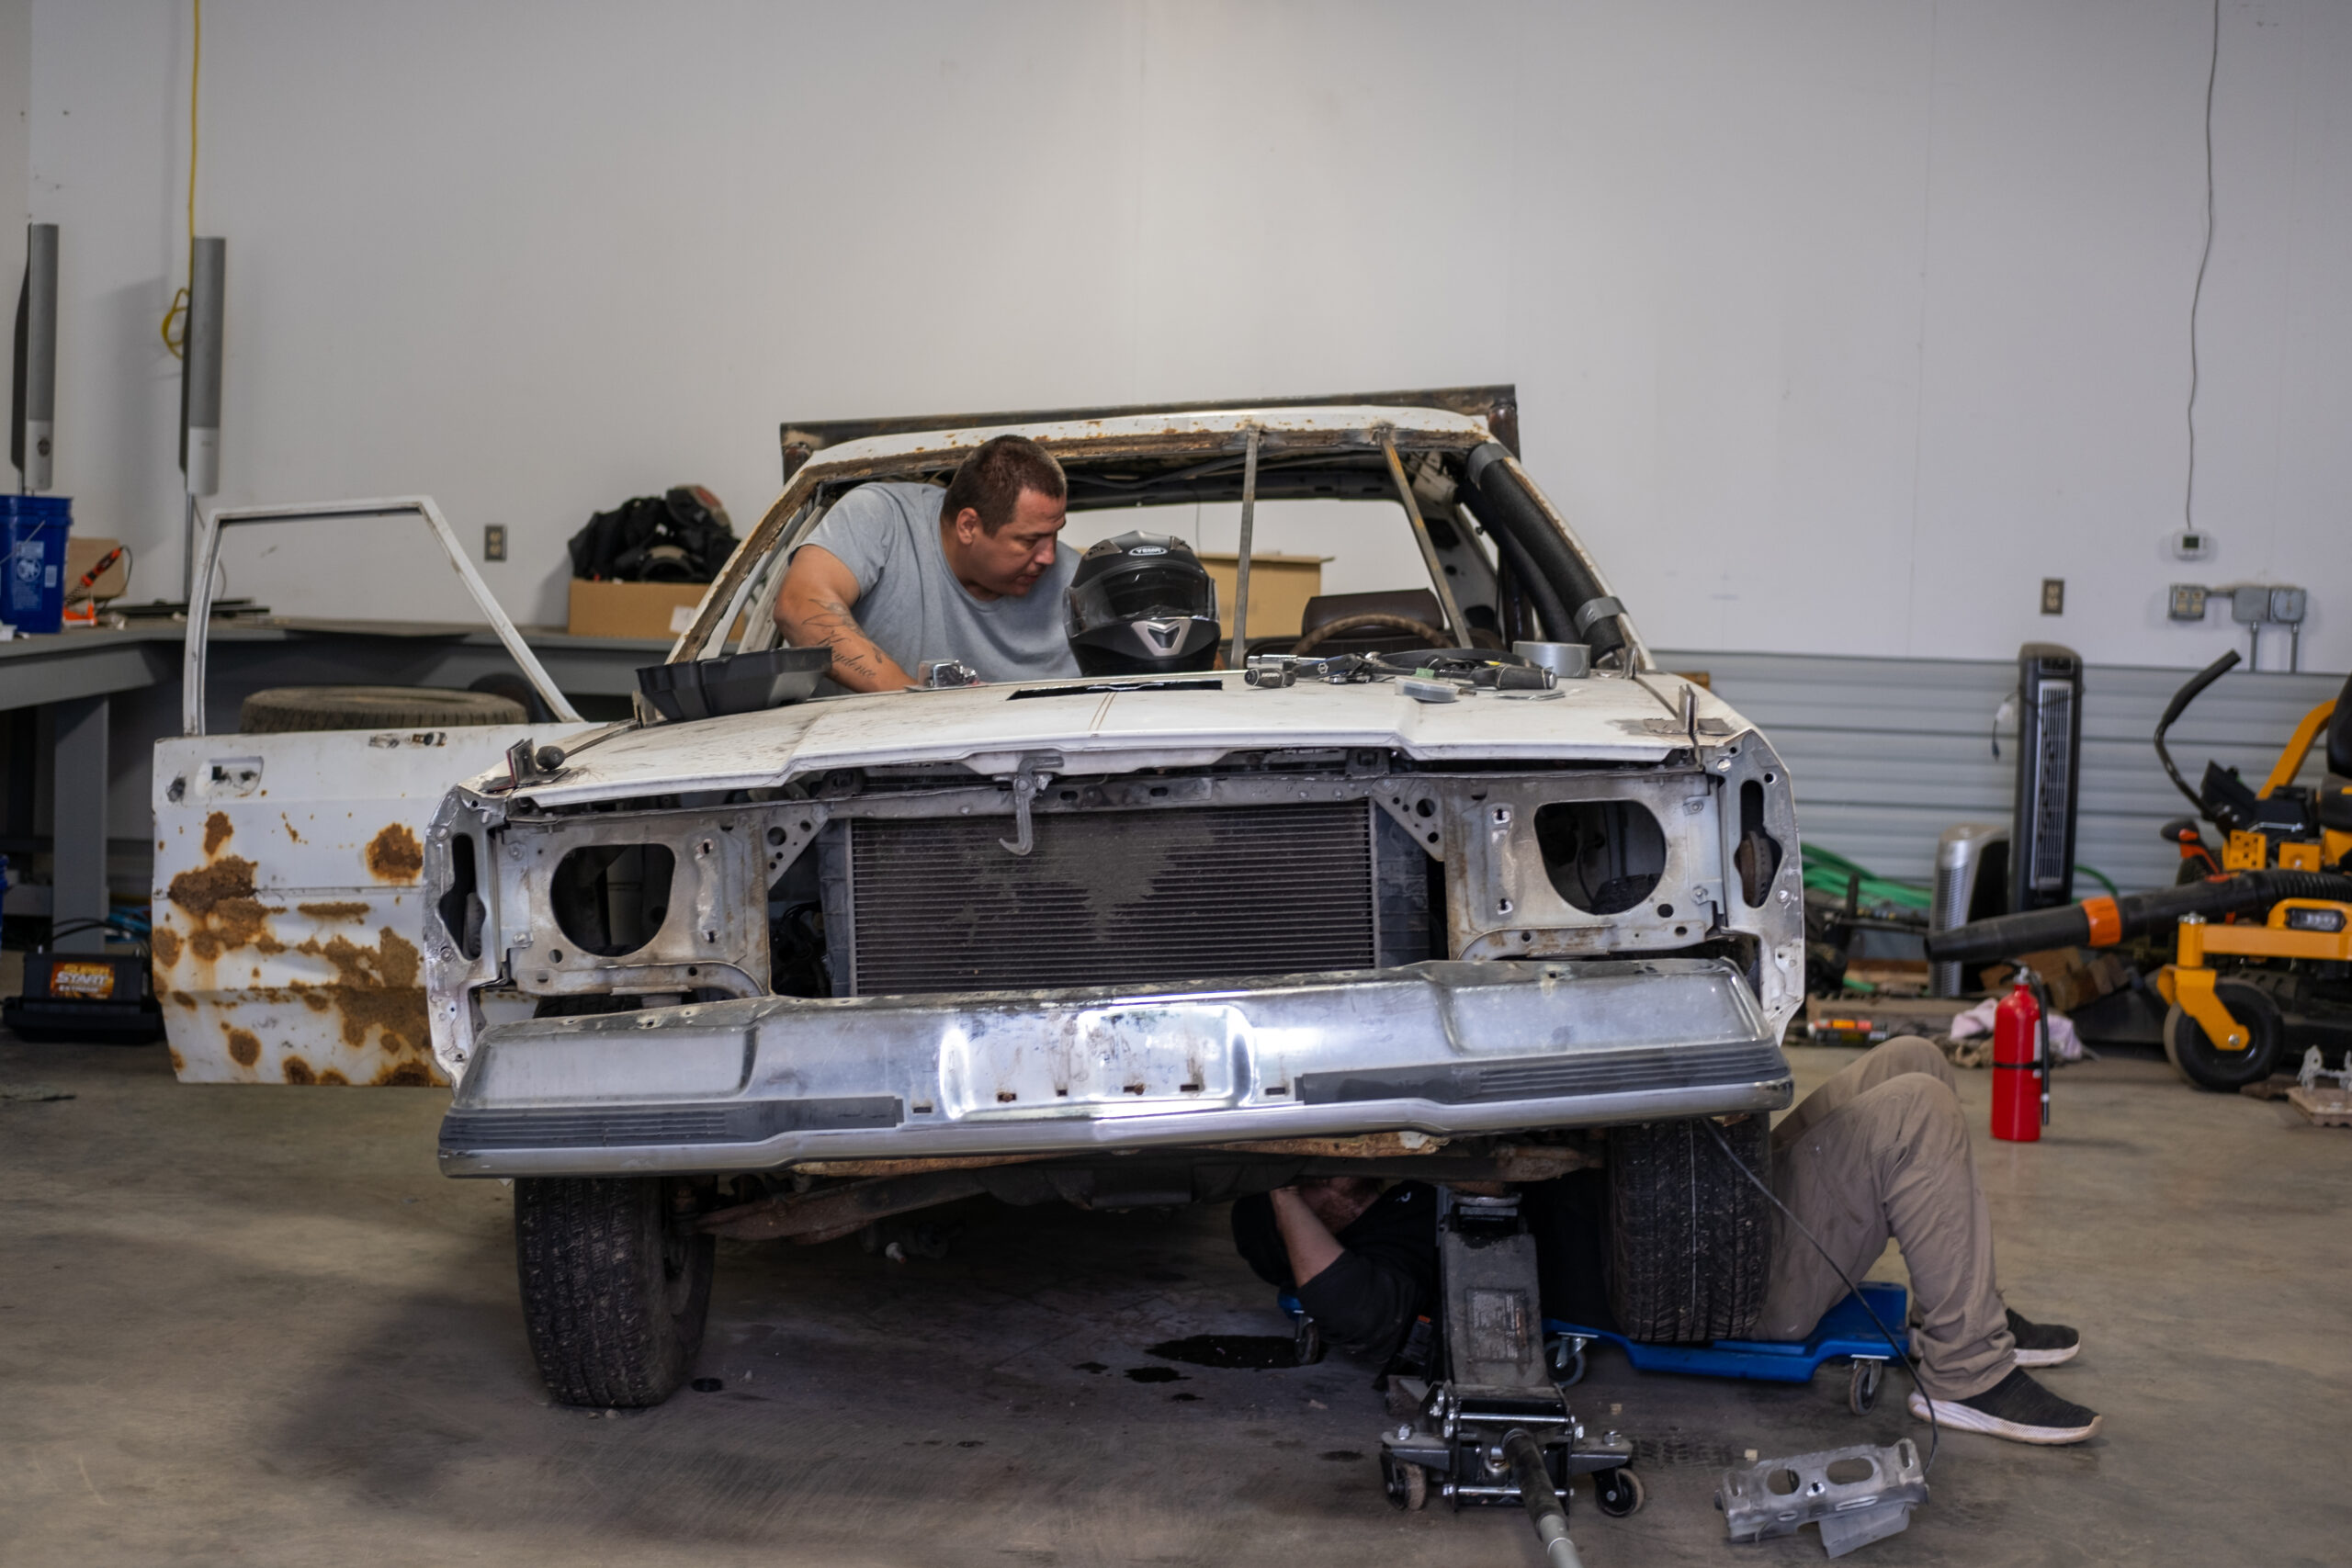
left=2074, top=863, right=2120, bottom=898
left=1800, top=845, right=1932, bottom=912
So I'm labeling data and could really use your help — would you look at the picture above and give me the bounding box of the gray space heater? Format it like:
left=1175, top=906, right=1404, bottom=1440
left=2009, top=643, right=2083, bottom=915
left=1930, top=824, right=2009, bottom=997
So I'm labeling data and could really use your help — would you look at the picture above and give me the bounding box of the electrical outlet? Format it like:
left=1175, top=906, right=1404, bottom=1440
left=483, top=524, right=507, bottom=562
left=2168, top=584, right=2209, bottom=621
left=2040, top=578, right=2064, bottom=615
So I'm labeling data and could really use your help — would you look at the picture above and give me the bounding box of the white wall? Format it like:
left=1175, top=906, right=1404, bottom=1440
left=1, top=0, right=28, bottom=379
left=22, top=1, right=2351, bottom=670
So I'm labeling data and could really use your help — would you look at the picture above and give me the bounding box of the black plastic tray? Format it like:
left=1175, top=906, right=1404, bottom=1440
left=638, top=646, right=832, bottom=721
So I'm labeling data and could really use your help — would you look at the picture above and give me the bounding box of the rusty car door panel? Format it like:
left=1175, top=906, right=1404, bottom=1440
left=153, top=498, right=593, bottom=1086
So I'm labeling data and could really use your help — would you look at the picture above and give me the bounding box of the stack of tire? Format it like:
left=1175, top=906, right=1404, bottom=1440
left=238, top=684, right=529, bottom=733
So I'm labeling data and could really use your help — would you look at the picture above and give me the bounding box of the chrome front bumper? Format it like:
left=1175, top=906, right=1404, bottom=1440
left=437, top=959, right=1792, bottom=1177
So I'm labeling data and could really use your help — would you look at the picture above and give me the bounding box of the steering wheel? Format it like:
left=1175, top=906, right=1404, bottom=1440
left=1292, top=613, right=1451, bottom=659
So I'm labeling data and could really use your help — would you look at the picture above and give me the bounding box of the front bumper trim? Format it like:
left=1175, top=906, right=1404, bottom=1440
left=442, top=1095, right=901, bottom=1152
left=438, top=958, right=1791, bottom=1178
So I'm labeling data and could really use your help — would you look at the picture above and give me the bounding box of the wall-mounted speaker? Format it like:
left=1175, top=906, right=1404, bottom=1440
left=11, top=223, right=58, bottom=491
left=179, top=236, right=225, bottom=497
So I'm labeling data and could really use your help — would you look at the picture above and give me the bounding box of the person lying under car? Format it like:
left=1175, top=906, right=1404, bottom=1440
left=1233, top=1038, right=2101, bottom=1446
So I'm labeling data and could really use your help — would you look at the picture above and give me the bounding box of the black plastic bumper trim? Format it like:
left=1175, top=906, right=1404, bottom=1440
left=438, top=1095, right=902, bottom=1153
left=1295, top=1042, right=1786, bottom=1107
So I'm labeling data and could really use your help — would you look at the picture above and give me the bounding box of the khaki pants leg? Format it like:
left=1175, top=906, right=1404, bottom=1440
left=1754, top=1037, right=2015, bottom=1400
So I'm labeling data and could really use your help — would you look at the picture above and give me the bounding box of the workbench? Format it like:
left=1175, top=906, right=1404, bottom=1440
left=0, top=619, right=662, bottom=952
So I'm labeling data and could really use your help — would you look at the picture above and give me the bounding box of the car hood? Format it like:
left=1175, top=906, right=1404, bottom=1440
left=497, top=671, right=1730, bottom=807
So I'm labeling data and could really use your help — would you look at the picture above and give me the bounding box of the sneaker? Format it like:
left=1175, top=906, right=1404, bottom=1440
left=2006, top=1308, right=2081, bottom=1367
left=1907, top=1368, right=2101, bottom=1445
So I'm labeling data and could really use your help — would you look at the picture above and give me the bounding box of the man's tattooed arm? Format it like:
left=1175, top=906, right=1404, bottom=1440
left=775, top=546, right=918, bottom=693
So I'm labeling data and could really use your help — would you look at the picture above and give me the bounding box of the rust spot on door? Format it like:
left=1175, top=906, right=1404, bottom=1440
left=283, top=1056, right=317, bottom=1085
left=283, top=815, right=305, bottom=843
left=317, top=1068, right=350, bottom=1086
left=203, top=811, right=233, bottom=856
left=168, top=1049, right=187, bottom=1073
left=367, top=824, right=424, bottom=883
left=171, top=990, right=197, bottom=1010
left=225, top=1027, right=262, bottom=1067
left=373, top=1059, right=436, bottom=1087
left=151, top=927, right=182, bottom=968
left=290, top=925, right=430, bottom=1055
left=298, top=902, right=370, bottom=921
left=164, top=856, right=286, bottom=960
left=170, top=857, right=254, bottom=915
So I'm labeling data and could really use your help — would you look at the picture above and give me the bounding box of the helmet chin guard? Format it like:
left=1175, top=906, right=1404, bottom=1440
left=1065, top=532, right=1223, bottom=677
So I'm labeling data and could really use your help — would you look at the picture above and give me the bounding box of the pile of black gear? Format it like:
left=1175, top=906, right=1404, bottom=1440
left=567, top=485, right=738, bottom=582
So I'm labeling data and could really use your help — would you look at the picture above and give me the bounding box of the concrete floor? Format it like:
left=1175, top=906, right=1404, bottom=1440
left=2, top=1036, right=2346, bottom=1568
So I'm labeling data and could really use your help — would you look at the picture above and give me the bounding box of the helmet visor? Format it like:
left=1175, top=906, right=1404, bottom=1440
left=1068, top=566, right=1219, bottom=636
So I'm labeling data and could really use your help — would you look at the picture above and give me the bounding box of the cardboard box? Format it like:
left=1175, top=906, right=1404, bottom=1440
left=567, top=579, right=746, bottom=642
left=62, top=536, right=130, bottom=603
left=1199, top=553, right=1326, bottom=640
left=1984, top=948, right=2131, bottom=1015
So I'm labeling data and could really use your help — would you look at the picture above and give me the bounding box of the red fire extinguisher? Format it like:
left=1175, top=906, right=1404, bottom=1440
left=1992, top=972, right=2048, bottom=1143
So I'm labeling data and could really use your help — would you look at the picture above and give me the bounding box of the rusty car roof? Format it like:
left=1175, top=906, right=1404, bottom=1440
left=779, top=385, right=1520, bottom=479
left=781, top=403, right=1498, bottom=491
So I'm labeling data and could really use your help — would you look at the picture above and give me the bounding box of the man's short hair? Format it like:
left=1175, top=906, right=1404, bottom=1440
left=941, top=434, right=1067, bottom=535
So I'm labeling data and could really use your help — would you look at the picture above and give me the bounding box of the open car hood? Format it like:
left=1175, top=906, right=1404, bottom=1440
left=491, top=672, right=1729, bottom=807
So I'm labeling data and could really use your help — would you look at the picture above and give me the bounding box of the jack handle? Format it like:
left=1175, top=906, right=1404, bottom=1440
left=1504, top=1430, right=1585, bottom=1568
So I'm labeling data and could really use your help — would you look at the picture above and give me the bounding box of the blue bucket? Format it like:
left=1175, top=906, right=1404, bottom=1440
left=0, top=495, right=73, bottom=635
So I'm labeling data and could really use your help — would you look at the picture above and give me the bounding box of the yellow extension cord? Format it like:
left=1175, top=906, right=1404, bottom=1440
left=159, top=0, right=200, bottom=359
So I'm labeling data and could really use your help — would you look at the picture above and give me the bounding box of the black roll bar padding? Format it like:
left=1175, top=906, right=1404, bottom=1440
left=1459, top=442, right=1627, bottom=660
left=1478, top=498, right=1574, bottom=644
left=1922, top=868, right=2352, bottom=964
left=2153, top=649, right=2242, bottom=814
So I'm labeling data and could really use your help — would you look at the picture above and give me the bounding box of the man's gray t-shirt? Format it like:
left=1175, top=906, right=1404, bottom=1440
left=797, top=481, right=1080, bottom=685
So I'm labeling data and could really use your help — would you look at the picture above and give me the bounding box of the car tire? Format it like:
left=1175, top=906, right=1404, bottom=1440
left=514, top=1176, right=713, bottom=1407
left=1607, top=1115, right=1771, bottom=1343
left=2163, top=981, right=2284, bottom=1092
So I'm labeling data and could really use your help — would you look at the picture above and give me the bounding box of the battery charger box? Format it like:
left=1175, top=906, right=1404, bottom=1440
left=4, top=952, right=164, bottom=1044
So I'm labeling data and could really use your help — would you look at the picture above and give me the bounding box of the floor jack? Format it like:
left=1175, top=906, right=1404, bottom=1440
left=1329, top=1187, right=1925, bottom=1560
left=1374, top=1189, right=1641, bottom=1565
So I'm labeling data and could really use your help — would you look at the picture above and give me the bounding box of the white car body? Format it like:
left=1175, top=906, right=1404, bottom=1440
left=413, top=403, right=1804, bottom=1183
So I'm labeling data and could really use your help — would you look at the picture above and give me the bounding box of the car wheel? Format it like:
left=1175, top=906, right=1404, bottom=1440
left=1607, top=1115, right=1771, bottom=1342
left=514, top=1176, right=714, bottom=1407
left=2163, top=982, right=2284, bottom=1092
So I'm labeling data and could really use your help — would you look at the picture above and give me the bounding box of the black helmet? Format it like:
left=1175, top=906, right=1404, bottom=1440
left=1065, top=532, right=1223, bottom=676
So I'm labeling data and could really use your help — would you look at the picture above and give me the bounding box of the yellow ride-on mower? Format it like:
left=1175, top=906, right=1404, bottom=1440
left=1928, top=655, right=2352, bottom=1091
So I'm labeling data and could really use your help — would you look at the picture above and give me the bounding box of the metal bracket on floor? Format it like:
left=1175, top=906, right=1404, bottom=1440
left=1715, top=1439, right=1928, bottom=1559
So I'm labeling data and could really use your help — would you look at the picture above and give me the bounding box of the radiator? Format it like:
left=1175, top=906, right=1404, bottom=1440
left=839, top=801, right=1392, bottom=995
